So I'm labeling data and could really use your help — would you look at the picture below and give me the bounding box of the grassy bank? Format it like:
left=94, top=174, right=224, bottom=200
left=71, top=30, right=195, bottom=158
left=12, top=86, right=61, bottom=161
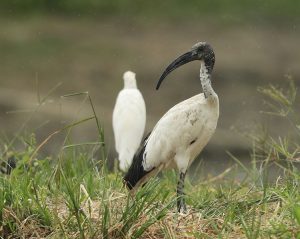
left=1, top=83, right=300, bottom=238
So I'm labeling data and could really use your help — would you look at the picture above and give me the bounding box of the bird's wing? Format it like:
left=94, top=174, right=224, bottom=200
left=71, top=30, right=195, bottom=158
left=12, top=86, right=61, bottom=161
left=123, top=132, right=153, bottom=190
left=123, top=93, right=219, bottom=190
left=143, top=94, right=208, bottom=170
left=123, top=94, right=205, bottom=189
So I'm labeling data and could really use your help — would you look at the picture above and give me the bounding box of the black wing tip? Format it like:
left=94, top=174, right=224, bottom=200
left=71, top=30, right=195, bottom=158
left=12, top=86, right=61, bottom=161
left=123, top=133, right=152, bottom=190
left=123, top=177, right=134, bottom=190
left=123, top=153, right=148, bottom=190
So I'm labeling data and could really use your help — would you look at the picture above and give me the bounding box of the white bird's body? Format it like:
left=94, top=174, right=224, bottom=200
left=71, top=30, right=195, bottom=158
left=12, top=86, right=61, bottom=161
left=113, top=71, right=146, bottom=172
left=124, top=42, right=219, bottom=213
left=143, top=92, right=219, bottom=173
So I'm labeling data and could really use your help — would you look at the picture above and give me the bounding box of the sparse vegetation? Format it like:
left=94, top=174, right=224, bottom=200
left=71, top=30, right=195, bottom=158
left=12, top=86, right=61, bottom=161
left=0, top=82, right=299, bottom=238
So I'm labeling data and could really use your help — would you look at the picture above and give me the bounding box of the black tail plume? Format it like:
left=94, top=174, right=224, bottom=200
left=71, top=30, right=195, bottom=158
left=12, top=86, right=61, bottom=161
left=123, top=133, right=153, bottom=190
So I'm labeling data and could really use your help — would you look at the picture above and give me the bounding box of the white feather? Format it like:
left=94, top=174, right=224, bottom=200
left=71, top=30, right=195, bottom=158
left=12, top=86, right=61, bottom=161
left=113, top=71, right=146, bottom=172
left=143, top=92, right=219, bottom=173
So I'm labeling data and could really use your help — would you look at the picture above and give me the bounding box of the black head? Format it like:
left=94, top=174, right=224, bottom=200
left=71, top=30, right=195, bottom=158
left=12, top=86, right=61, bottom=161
left=156, top=42, right=215, bottom=90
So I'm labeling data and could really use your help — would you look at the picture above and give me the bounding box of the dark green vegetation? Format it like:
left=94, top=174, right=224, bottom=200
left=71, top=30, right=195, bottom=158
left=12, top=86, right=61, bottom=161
left=1, top=0, right=300, bottom=23
left=1, top=83, right=300, bottom=238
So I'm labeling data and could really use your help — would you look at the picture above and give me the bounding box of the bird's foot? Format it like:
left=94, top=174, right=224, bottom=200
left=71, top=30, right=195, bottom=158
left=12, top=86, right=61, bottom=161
left=177, top=201, right=187, bottom=214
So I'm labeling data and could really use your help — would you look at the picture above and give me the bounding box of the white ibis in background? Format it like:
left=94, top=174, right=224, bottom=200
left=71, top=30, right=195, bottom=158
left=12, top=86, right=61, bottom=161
left=113, top=71, right=146, bottom=172
left=124, top=42, right=219, bottom=213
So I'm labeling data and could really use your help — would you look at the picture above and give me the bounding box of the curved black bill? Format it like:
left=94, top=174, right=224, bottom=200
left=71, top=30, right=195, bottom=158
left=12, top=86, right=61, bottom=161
left=156, top=51, right=199, bottom=90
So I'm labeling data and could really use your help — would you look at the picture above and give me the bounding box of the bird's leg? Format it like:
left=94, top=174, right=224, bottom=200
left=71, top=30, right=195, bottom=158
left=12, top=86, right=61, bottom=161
left=177, top=171, right=187, bottom=213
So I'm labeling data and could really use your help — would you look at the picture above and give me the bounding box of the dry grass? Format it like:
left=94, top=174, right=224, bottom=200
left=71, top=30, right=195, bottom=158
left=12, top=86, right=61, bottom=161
left=2, top=180, right=297, bottom=239
left=1, top=83, right=300, bottom=238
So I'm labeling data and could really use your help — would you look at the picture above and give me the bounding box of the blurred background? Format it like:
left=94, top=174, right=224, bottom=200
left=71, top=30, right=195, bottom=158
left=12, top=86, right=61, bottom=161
left=0, top=1, right=299, bottom=175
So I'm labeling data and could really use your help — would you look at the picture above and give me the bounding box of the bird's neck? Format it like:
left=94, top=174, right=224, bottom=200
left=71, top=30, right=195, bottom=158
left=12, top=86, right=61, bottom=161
left=200, top=62, right=216, bottom=100
left=124, top=80, right=137, bottom=89
left=124, top=85, right=137, bottom=89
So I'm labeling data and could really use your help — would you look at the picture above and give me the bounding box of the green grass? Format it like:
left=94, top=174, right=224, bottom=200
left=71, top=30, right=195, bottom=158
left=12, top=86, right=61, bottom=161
left=1, top=83, right=300, bottom=238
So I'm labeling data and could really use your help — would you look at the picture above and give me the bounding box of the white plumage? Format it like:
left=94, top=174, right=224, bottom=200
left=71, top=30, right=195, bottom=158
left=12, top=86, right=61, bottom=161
left=124, top=42, right=218, bottom=213
left=113, top=71, right=146, bottom=172
left=143, top=90, right=219, bottom=173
